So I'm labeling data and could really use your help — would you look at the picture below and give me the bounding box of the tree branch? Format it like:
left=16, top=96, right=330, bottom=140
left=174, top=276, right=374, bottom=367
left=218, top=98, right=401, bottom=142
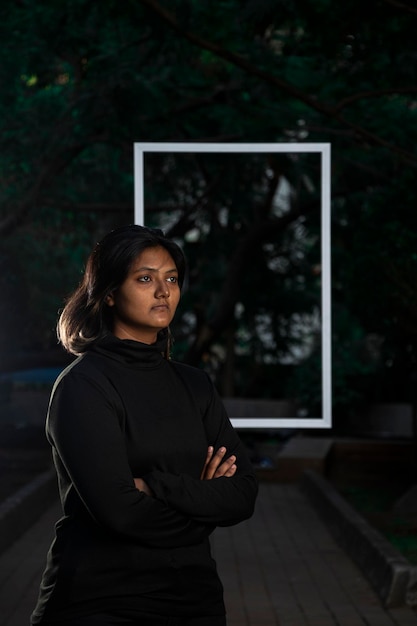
left=183, top=207, right=305, bottom=365
left=381, top=0, right=417, bottom=15
left=0, top=143, right=86, bottom=237
left=334, top=87, right=417, bottom=113
left=141, top=82, right=243, bottom=122
left=43, top=200, right=132, bottom=213
left=139, top=0, right=417, bottom=166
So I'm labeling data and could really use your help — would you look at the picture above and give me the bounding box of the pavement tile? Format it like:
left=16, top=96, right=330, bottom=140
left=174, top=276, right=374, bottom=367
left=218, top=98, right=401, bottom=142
left=1, top=483, right=417, bottom=626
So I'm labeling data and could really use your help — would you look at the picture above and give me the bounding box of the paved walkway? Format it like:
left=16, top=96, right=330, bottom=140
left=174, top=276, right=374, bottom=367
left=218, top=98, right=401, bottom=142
left=1, top=483, right=417, bottom=626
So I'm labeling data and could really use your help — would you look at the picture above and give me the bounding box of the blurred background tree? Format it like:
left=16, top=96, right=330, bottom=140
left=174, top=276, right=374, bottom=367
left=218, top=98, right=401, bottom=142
left=1, top=0, right=417, bottom=425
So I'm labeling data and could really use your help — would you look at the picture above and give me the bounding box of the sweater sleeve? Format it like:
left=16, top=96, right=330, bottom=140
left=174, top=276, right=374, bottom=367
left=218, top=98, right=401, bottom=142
left=48, top=370, right=213, bottom=548
left=144, top=372, right=258, bottom=526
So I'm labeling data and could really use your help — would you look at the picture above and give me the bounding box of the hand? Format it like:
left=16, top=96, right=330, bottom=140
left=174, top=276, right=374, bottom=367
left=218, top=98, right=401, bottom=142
left=134, top=477, right=153, bottom=496
left=200, top=446, right=237, bottom=480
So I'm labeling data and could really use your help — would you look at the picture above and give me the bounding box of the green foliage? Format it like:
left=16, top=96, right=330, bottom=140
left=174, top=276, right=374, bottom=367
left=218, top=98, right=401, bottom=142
left=343, top=484, right=417, bottom=565
left=1, top=0, right=417, bottom=420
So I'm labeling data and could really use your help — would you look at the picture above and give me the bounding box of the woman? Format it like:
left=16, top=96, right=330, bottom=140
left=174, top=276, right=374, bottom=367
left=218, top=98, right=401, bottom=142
left=31, top=225, right=258, bottom=626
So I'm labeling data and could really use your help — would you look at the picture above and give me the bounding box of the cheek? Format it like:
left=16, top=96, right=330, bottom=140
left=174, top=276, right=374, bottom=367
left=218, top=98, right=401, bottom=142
left=172, top=290, right=181, bottom=309
left=114, top=291, right=144, bottom=316
left=168, top=293, right=180, bottom=319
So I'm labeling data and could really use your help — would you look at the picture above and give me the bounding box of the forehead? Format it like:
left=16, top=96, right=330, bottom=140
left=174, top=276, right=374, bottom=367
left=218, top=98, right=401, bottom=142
left=130, top=245, right=177, bottom=270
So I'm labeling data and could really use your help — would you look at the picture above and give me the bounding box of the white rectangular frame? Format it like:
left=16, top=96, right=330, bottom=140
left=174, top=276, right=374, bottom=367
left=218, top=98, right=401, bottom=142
left=134, top=142, right=331, bottom=429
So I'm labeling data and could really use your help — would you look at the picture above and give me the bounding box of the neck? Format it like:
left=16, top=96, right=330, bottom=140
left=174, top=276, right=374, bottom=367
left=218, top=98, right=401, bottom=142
left=112, top=326, right=158, bottom=345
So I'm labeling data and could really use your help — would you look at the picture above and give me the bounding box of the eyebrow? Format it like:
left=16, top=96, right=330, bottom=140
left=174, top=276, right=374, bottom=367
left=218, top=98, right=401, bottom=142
left=133, top=266, right=178, bottom=274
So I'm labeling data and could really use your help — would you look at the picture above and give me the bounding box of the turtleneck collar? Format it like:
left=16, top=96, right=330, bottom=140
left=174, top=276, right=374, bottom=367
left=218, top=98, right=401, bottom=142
left=90, top=329, right=169, bottom=369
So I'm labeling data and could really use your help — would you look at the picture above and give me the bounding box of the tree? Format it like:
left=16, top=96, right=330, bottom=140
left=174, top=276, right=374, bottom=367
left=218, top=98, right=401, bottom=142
left=1, top=0, right=417, bottom=419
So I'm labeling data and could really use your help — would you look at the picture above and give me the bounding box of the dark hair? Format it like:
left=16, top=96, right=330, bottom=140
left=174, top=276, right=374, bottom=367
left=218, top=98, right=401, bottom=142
left=57, top=224, right=186, bottom=356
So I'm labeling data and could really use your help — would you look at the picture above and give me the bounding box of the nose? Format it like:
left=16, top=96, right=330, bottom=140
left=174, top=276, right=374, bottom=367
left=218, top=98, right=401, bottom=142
left=155, top=280, right=169, bottom=298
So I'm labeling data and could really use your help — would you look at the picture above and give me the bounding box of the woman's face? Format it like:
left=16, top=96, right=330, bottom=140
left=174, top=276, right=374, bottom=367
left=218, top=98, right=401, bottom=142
left=106, top=246, right=181, bottom=344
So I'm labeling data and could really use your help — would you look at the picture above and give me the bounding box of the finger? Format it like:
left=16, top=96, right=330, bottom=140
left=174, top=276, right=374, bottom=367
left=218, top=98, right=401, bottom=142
left=200, top=446, right=214, bottom=479
left=204, top=446, right=227, bottom=479
left=213, top=455, right=236, bottom=478
left=223, top=463, right=237, bottom=478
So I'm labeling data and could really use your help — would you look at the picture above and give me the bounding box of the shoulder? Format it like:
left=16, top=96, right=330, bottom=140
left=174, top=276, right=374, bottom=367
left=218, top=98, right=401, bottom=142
left=51, top=351, right=112, bottom=396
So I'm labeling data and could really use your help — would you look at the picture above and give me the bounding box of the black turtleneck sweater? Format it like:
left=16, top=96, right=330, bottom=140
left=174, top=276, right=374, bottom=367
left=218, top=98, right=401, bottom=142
left=31, top=333, right=258, bottom=624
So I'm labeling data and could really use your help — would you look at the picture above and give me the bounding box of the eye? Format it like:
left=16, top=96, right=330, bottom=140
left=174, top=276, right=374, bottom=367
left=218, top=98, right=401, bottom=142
left=167, top=276, right=178, bottom=283
left=138, top=275, right=151, bottom=282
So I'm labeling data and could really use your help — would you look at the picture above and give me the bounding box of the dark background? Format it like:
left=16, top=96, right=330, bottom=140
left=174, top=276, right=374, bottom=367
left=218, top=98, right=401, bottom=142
left=1, top=0, right=417, bottom=430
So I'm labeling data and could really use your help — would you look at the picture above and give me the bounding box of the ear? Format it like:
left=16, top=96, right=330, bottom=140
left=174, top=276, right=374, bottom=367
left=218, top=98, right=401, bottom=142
left=105, top=293, right=115, bottom=307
